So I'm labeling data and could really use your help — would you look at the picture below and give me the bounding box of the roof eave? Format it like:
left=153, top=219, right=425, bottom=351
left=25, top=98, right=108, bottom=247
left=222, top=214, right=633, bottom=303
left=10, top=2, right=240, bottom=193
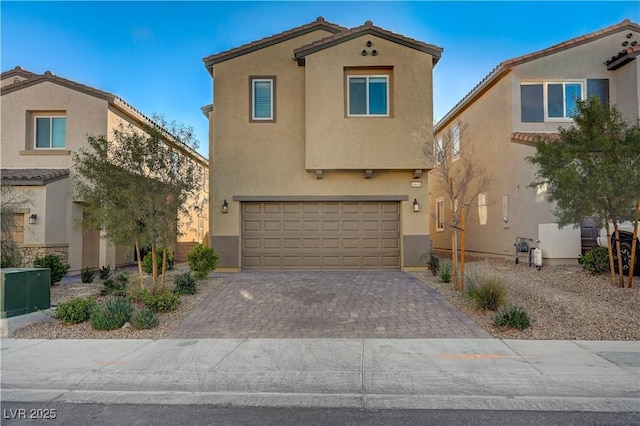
left=203, top=22, right=345, bottom=75
left=294, top=28, right=443, bottom=65
left=435, top=66, right=512, bottom=132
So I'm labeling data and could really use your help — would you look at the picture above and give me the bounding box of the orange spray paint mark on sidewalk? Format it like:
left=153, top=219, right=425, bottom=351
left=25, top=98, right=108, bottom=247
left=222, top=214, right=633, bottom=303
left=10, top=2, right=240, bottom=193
left=438, top=353, right=533, bottom=360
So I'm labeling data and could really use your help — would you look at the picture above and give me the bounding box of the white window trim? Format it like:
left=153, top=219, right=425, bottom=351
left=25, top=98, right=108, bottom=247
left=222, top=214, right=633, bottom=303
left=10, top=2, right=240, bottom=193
left=452, top=122, right=461, bottom=161
left=33, top=115, right=66, bottom=149
left=478, top=193, right=487, bottom=226
left=435, top=136, right=443, bottom=165
left=347, top=75, right=390, bottom=117
left=251, top=78, right=274, bottom=121
left=543, top=80, right=585, bottom=121
left=436, top=197, right=445, bottom=232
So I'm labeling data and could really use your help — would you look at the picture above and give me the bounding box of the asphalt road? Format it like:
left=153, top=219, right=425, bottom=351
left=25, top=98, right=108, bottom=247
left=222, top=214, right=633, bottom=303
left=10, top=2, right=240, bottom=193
left=1, top=402, right=638, bottom=426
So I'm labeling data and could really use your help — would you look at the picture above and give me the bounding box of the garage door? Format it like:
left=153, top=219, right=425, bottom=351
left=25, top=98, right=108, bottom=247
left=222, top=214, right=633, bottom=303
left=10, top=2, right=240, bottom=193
left=242, top=201, right=400, bottom=270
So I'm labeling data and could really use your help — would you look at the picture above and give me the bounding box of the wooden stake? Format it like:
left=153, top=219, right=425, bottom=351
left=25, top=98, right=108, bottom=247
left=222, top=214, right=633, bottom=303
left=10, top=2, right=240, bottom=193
left=459, top=207, right=466, bottom=292
left=629, top=201, right=639, bottom=288
left=605, top=222, right=616, bottom=286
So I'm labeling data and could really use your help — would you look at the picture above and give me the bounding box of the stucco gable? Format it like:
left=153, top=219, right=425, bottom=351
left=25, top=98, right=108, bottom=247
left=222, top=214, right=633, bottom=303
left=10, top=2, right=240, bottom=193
left=1, top=69, right=115, bottom=102
left=435, top=19, right=640, bottom=132
left=1, top=67, right=208, bottom=165
left=203, top=17, right=346, bottom=73
left=294, top=20, right=443, bottom=65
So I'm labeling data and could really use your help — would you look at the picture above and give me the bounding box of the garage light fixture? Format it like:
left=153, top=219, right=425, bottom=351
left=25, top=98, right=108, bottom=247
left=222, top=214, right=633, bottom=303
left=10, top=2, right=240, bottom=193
left=413, top=199, right=420, bottom=212
left=222, top=200, right=229, bottom=213
left=29, top=213, right=37, bottom=224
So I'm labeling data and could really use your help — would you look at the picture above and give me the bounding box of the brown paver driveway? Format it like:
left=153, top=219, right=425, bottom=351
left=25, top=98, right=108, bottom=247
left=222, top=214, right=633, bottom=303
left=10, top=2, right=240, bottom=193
left=170, top=271, right=491, bottom=339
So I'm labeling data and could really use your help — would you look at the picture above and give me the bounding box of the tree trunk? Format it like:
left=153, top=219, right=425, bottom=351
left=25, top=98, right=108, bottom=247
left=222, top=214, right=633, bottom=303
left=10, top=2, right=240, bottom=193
left=151, top=242, right=158, bottom=289
left=605, top=221, right=616, bottom=286
left=134, top=237, right=145, bottom=289
left=613, top=220, right=624, bottom=287
left=452, top=228, right=460, bottom=291
left=459, top=207, right=466, bottom=292
left=629, top=202, right=639, bottom=288
left=161, top=247, right=167, bottom=291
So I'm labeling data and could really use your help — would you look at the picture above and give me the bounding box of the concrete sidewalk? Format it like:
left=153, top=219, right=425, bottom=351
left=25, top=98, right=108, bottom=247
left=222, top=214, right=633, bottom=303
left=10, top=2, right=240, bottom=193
left=1, top=338, right=638, bottom=412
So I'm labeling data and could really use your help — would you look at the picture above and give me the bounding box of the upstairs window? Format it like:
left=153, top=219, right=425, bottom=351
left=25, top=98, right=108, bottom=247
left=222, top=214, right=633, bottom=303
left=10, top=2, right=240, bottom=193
left=436, top=198, right=445, bottom=231
left=348, top=75, right=389, bottom=116
left=547, top=82, right=582, bottom=119
left=250, top=77, right=275, bottom=122
left=452, top=122, right=460, bottom=160
left=35, top=116, right=66, bottom=148
left=435, top=137, right=443, bottom=164
left=521, top=79, right=608, bottom=122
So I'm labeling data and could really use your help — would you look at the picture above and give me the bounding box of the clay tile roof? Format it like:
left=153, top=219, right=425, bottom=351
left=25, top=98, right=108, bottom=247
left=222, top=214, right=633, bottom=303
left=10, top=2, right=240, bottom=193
left=606, top=44, right=640, bottom=70
left=0, top=66, right=40, bottom=82
left=203, top=17, right=347, bottom=71
left=435, top=19, right=640, bottom=132
left=294, top=20, right=443, bottom=64
left=1, top=70, right=116, bottom=101
left=1, top=168, right=70, bottom=185
left=511, top=132, right=560, bottom=147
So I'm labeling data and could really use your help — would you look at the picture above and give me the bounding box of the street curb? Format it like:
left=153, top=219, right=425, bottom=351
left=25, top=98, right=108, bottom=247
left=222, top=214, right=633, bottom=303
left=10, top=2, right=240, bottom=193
left=2, top=389, right=638, bottom=412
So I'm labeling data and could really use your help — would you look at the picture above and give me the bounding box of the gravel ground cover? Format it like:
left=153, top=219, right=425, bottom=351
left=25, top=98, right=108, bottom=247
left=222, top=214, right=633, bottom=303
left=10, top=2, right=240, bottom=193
left=10, top=266, right=222, bottom=339
left=413, top=258, right=640, bottom=341
left=8, top=260, right=640, bottom=340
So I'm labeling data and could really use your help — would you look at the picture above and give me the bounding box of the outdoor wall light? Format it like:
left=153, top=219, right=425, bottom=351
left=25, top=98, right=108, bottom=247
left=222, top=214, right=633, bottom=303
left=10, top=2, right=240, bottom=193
left=222, top=200, right=228, bottom=213
left=413, top=199, right=420, bottom=212
left=29, top=213, right=37, bottom=224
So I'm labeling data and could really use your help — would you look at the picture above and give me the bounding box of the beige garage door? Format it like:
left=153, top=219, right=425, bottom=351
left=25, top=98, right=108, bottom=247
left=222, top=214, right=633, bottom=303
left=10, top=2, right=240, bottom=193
left=242, top=201, right=400, bottom=270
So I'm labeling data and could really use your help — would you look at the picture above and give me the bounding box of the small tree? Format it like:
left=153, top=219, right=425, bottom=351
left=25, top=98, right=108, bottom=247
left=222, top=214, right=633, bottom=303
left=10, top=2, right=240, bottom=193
left=527, top=98, right=640, bottom=287
left=74, top=116, right=204, bottom=289
left=1, top=185, right=32, bottom=267
left=428, top=123, right=491, bottom=291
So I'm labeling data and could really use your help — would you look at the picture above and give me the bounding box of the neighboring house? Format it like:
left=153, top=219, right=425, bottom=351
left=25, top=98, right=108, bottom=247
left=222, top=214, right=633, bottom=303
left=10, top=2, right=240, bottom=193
left=430, top=19, right=640, bottom=264
left=203, top=17, right=442, bottom=270
left=1, top=67, right=209, bottom=273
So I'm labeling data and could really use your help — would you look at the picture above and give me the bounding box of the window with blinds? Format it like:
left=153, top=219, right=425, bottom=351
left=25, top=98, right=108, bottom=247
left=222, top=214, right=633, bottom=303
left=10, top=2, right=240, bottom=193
left=250, top=77, right=275, bottom=122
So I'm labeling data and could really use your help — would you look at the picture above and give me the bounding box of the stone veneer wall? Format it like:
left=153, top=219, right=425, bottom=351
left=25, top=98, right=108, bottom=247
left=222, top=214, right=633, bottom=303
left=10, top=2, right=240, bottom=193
left=19, top=245, right=69, bottom=267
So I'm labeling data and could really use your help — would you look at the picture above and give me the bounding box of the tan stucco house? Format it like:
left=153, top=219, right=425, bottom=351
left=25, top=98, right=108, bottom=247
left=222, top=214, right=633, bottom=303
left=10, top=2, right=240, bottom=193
left=1, top=67, right=209, bottom=273
left=203, top=17, right=442, bottom=270
left=430, top=19, right=640, bottom=264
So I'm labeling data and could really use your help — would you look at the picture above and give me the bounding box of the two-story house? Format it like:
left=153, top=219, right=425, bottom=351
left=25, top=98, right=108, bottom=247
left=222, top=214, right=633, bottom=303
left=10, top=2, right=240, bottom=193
left=1, top=67, right=209, bottom=273
left=203, top=17, right=442, bottom=270
left=430, top=19, right=640, bottom=264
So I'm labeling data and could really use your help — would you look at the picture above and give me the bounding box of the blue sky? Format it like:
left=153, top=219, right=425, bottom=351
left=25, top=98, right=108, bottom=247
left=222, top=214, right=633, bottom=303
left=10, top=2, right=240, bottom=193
left=2, top=1, right=638, bottom=157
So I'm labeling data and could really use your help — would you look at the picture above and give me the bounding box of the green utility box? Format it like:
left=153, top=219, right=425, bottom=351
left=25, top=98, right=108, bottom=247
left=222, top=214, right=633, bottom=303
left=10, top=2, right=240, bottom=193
left=0, top=268, right=51, bottom=318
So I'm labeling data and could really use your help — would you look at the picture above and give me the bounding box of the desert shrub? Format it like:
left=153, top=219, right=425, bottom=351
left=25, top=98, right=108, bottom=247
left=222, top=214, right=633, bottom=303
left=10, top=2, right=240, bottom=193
left=99, top=265, right=112, bottom=280
left=428, top=253, right=440, bottom=276
left=466, top=274, right=507, bottom=311
left=439, top=261, right=452, bottom=283
left=80, top=267, right=95, bottom=283
left=494, top=305, right=531, bottom=330
left=129, top=308, right=159, bottom=330
left=33, top=253, right=70, bottom=286
left=187, top=244, right=219, bottom=280
left=174, top=272, right=197, bottom=295
left=90, top=297, right=133, bottom=330
left=55, top=297, right=96, bottom=324
left=137, top=288, right=181, bottom=313
left=100, top=272, right=129, bottom=297
left=142, top=250, right=174, bottom=274
left=579, top=247, right=610, bottom=275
